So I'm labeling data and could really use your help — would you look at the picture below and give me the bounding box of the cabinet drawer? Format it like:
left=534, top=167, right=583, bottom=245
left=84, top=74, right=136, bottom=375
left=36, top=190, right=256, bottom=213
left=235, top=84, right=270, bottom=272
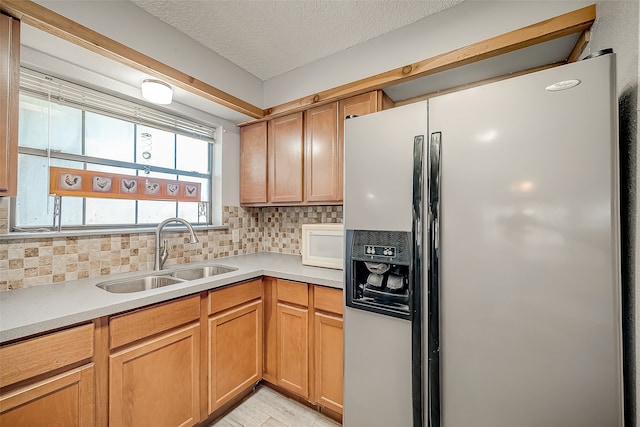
left=277, top=279, right=308, bottom=307
left=209, top=279, right=262, bottom=314
left=0, top=364, right=95, bottom=425
left=314, top=286, right=343, bottom=315
left=109, top=295, right=200, bottom=349
left=0, top=323, right=94, bottom=388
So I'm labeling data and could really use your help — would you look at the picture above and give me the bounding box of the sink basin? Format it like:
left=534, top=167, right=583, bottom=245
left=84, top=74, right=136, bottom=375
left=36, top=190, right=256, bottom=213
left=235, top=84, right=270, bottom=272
left=170, top=265, right=238, bottom=281
left=95, top=265, right=237, bottom=293
left=96, top=275, right=185, bottom=293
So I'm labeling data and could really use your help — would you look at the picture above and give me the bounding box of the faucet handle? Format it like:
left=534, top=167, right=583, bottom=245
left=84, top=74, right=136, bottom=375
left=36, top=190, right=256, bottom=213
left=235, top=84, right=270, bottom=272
left=160, top=239, right=169, bottom=268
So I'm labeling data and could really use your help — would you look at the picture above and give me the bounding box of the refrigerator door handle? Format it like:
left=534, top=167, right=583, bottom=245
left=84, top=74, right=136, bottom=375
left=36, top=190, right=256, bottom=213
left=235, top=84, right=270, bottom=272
left=428, top=131, right=442, bottom=427
left=412, top=135, right=425, bottom=427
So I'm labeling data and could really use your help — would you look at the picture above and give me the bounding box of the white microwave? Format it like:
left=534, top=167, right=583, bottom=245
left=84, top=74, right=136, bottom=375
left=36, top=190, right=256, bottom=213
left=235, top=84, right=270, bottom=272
left=301, top=223, right=344, bottom=270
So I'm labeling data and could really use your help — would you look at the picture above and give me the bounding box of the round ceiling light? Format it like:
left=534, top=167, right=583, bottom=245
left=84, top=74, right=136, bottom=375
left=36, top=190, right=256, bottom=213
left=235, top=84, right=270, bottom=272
left=141, top=79, right=173, bottom=105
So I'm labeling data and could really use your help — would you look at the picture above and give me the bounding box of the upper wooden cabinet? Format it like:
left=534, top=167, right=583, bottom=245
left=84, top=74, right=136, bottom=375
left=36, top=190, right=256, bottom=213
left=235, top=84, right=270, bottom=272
left=0, top=13, right=19, bottom=197
left=338, top=91, right=379, bottom=123
left=239, top=122, right=268, bottom=205
left=268, top=112, right=304, bottom=204
left=305, top=102, right=339, bottom=202
left=239, top=91, right=385, bottom=206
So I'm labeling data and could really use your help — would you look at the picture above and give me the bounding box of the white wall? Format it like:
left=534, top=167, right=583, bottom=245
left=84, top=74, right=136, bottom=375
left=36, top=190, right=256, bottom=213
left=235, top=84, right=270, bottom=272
left=263, top=0, right=591, bottom=106
left=589, top=1, right=639, bottom=424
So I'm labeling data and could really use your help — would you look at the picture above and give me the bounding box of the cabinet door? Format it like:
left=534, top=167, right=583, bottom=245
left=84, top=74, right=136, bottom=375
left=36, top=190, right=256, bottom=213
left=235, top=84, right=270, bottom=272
left=0, top=364, right=95, bottom=426
left=262, top=277, right=278, bottom=383
left=208, top=300, right=263, bottom=413
left=109, top=324, right=200, bottom=427
left=314, top=312, right=344, bottom=414
left=0, top=14, right=19, bottom=197
left=239, top=121, right=268, bottom=204
left=338, top=92, right=379, bottom=201
left=305, top=102, right=339, bottom=202
left=277, top=302, right=309, bottom=397
left=268, top=112, right=303, bottom=203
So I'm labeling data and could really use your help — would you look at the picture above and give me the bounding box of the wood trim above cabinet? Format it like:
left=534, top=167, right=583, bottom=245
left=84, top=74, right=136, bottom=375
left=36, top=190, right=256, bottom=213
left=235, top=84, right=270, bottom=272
left=0, top=13, right=19, bottom=197
left=261, top=5, right=596, bottom=119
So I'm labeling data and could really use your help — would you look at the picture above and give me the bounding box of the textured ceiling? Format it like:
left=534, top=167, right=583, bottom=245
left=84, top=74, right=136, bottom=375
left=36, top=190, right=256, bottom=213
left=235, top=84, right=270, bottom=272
left=129, top=0, right=464, bottom=81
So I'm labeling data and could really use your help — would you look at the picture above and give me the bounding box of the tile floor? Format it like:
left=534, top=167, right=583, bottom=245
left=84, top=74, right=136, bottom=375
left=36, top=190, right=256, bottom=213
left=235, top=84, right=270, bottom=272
left=211, top=386, right=341, bottom=427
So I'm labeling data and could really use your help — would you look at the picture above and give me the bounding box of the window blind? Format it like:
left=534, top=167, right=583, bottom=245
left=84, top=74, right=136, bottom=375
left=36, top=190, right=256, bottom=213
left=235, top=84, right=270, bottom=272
left=20, top=67, right=217, bottom=142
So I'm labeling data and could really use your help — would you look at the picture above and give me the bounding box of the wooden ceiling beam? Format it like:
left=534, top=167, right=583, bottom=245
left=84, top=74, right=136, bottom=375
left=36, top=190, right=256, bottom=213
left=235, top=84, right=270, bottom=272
left=0, top=0, right=265, bottom=119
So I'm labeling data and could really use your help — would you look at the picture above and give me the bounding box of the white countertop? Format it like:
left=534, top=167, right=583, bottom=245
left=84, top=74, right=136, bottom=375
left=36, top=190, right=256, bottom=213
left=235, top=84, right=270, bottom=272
left=0, top=253, right=344, bottom=344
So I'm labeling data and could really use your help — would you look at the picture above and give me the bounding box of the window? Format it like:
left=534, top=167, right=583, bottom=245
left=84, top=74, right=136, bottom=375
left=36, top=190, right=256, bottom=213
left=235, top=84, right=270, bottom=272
left=13, top=68, right=218, bottom=231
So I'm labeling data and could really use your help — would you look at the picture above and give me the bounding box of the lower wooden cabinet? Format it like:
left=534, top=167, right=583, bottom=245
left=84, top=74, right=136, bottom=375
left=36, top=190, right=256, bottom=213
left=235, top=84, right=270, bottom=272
left=262, top=277, right=278, bottom=383
left=313, top=285, right=344, bottom=415
left=109, top=323, right=200, bottom=427
left=314, top=312, right=344, bottom=414
left=108, top=296, right=201, bottom=427
left=0, top=322, right=95, bottom=426
left=0, top=278, right=342, bottom=426
left=208, top=298, right=262, bottom=412
left=265, top=279, right=344, bottom=416
left=276, top=302, right=309, bottom=397
left=0, top=364, right=95, bottom=426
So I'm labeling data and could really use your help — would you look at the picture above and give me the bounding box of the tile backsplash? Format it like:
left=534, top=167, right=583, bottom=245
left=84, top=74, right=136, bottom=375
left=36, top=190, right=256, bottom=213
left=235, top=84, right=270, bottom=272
left=0, top=204, right=343, bottom=290
left=261, top=206, right=343, bottom=255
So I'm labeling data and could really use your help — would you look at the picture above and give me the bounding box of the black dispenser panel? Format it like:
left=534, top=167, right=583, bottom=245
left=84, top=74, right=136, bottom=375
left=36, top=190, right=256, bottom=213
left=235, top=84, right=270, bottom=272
left=346, top=229, right=413, bottom=320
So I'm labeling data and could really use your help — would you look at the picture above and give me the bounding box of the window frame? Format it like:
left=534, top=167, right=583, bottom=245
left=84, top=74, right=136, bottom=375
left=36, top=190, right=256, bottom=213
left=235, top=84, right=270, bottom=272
left=10, top=69, right=220, bottom=233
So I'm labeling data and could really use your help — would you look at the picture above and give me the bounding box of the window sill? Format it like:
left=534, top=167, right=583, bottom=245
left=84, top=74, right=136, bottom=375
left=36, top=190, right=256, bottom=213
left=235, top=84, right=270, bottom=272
left=0, top=225, right=228, bottom=241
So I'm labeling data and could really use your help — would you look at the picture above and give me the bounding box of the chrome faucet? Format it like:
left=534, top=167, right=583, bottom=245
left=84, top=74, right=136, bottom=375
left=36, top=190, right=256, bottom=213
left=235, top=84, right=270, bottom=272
left=154, top=217, right=199, bottom=271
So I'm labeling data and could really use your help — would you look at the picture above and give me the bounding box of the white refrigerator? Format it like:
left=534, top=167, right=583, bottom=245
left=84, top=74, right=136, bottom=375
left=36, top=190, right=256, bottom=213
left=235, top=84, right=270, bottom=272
left=343, top=52, right=623, bottom=427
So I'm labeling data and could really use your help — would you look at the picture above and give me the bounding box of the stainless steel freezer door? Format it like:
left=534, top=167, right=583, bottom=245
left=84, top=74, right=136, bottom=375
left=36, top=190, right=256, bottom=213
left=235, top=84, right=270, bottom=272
left=427, top=54, right=623, bottom=427
left=344, top=101, right=428, bottom=232
left=343, top=307, right=413, bottom=427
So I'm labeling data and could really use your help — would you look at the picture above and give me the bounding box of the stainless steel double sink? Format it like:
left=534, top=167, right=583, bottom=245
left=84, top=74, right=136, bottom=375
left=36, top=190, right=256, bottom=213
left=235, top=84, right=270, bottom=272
left=96, top=265, right=237, bottom=293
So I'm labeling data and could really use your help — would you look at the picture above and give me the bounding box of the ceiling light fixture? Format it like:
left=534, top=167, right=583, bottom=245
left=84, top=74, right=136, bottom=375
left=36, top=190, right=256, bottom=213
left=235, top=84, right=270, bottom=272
left=141, top=79, right=173, bottom=105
